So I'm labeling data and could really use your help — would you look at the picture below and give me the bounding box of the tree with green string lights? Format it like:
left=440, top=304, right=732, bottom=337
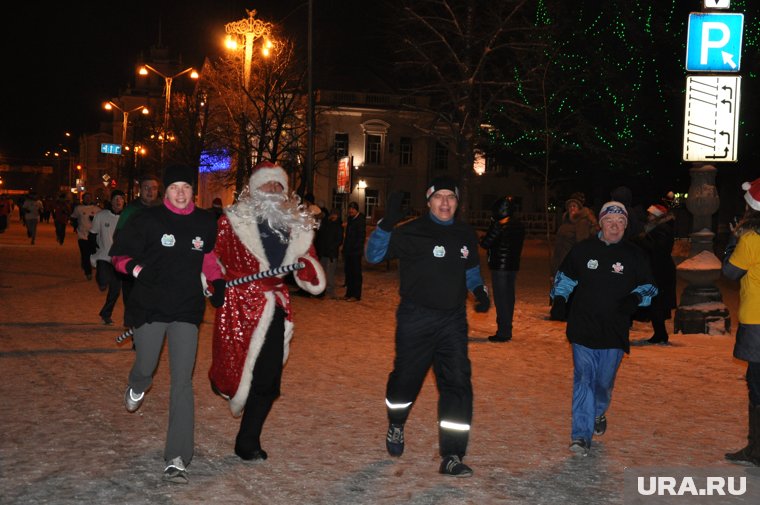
left=484, top=0, right=760, bottom=210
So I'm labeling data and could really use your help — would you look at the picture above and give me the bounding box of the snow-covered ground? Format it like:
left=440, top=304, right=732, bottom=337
left=1, top=217, right=757, bottom=504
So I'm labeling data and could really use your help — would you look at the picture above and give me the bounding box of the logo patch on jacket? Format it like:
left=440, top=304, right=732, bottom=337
left=587, top=259, right=598, bottom=269
left=611, top=262, right=624, bottom=274
left=192, top=236, right=205, bottom=251
left=161, top=234, right=176, bottom=247
left=433, top=245, right=446, bottom=258
left=460, top=245, right=470, bottom=259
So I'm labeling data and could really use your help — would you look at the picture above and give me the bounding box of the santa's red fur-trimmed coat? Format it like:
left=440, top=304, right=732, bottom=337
left=209, top=213, right=325, bottom=416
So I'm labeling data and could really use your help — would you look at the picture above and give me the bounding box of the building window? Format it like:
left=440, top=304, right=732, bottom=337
left=331, top=190, right=347, bottom=213
left=366, top=134, right=382, bottom=165
left=365, top=188, right=378, bottom=221
left=334, top=133, right=348, bottom=161
left=433, top=142, right=448, bottom=171
left=399, top=137, right=412, bottom=166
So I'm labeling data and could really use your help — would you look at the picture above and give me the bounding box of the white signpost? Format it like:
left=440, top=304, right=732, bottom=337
left=682, top=75, right=741, bottom=162
left=682, top=7, right=743, bottom=162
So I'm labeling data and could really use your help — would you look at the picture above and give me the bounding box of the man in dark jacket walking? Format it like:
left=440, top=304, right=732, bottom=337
left=343, top=201, right=366, bottom=301
left=480, top=196, right=525, bottom=342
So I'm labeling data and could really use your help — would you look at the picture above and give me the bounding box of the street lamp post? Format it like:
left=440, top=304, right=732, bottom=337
left=138, top=64, right=198, bottom=165
left=104, top=101, right=149, bottom=199
left=224, top=9, right=273, bottom=195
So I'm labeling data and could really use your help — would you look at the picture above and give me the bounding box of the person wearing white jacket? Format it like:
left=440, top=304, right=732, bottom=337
left=88, top=191, right=124, bottom=324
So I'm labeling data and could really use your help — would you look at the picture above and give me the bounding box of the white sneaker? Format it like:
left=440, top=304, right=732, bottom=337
left=163, top=456, right=188, bottom=484
left=124, top=386, right=144, bottom=413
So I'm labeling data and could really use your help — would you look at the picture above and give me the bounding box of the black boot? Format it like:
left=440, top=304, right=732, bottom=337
left=725, top=403, right=760, bottom=466
left=647, top=319, right=669, bottom=344
left=235, top=395, right=275, bottom=460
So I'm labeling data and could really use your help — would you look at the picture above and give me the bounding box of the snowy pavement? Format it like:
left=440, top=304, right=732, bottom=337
left=1, top=217, right=759, bottom=504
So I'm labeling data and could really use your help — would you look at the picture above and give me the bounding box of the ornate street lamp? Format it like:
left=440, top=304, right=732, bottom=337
left=224, top=9, right=272, bottom=89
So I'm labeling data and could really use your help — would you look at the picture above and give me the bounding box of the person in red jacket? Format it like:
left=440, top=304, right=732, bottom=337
left=209, top=161, right=325, bottom=461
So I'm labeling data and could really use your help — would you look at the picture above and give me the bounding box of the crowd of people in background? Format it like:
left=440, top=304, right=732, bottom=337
left=4, top=171, right=758, bottom=478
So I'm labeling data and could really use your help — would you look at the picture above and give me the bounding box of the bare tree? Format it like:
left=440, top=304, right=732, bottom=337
left=199, top=31, right=307, bottom=197
left=388, top=0, right=536, bottom=215
left=165, top=87, right=212, bottom=175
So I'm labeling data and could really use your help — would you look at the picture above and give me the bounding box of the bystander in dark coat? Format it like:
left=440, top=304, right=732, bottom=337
left=479, top=196, right=525, bottom=342
left=343, top=201, right=366, bottom=301
left=633, top=204, right=677, bottom=344
left=316, top=208, right=344, bottom=299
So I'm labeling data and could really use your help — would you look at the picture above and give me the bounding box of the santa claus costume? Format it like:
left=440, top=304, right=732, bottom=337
left=209, top=162, right=325, bottom=460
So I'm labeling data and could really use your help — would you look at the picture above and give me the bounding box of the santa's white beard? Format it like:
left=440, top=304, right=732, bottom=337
left=227, top=188, right=318, bottom=243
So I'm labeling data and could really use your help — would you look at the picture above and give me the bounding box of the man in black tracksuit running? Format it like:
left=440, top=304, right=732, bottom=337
left=365, top=176, right=490, bottom=477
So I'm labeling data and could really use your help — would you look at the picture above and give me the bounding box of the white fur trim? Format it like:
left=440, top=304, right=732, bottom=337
left=249, top=165, right=289, bottom=192
left=745, top=192, right=760, bottom=211
left=744, top=181, right=760, bottom=211
left=225, top=213, right=270, bottom=270
left=228, top=294, right=295, bottom=417
left=223, top=217, right=315, bottom=417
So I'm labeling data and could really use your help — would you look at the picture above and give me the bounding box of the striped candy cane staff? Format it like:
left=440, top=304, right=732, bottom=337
left=202, top=261, right=305, bottom=296
left=116, top=262, right=306, bottom=344
left=115, top=327, right=135, bottom=344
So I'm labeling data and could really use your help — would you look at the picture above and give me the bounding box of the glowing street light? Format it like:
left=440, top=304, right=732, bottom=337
left=138, top=64, right=198, bottom=163
left=104, top=101, right=149, bottom=199
left=224, top=9, right=272, bottom=89
left=104, top=101, right=149, bottom=153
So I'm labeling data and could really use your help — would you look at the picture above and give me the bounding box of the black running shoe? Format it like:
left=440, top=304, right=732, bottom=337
left=569, top=439, right=590, bottom=456
left=594, top=414, right=607, bottom=436
left=439, top=455, right=473, bottom=477
left=163, top=457, right=188, bottom=484
left=386, top=423, right=404, bottom=457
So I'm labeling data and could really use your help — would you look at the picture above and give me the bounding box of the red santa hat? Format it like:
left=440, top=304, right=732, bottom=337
left=743, top=178, right=760, bottom=211
left=647, top=204, right=668, bottom=217
left=249, top=161, right=289, bottom=192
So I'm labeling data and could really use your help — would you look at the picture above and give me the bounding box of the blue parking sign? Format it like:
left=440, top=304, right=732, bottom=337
left=686, top=13, right=744, bottom=72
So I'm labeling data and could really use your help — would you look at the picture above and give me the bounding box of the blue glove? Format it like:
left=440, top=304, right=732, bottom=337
left=209, top=279, right=226, bottom=308
left=473, top=285, right=490, bottom=313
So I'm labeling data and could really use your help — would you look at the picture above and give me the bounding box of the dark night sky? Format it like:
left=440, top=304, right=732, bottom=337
left=0, top=0, right=387, bottom=163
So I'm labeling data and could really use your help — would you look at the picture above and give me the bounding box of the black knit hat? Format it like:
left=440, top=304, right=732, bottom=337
left=492, top=196, right=514, bottom=220
left=565, top=192, right=585, bottom=210
left=425, top=176, right=459, bottom=200
left=163, top=164, right=195, bottom=189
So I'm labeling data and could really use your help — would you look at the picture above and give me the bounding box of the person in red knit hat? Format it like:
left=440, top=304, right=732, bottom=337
left=209, top=161, right=325, bottom=461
